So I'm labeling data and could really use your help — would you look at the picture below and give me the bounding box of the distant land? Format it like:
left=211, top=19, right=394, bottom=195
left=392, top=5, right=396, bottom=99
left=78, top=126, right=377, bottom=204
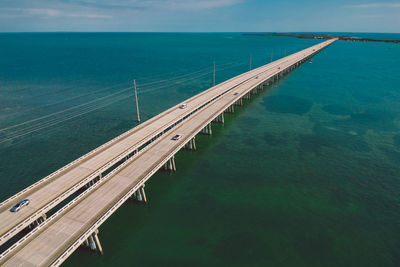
left=245, top=33, right=400, bottom=44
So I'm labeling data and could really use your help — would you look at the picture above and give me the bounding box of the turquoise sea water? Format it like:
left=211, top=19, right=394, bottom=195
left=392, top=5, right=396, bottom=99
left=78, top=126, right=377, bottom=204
left=0, top=33, right=399, bottom=266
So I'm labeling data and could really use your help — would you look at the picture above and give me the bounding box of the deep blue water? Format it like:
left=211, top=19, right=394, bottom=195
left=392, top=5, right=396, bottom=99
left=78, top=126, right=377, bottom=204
left=0, top=33, right=399, bottom=266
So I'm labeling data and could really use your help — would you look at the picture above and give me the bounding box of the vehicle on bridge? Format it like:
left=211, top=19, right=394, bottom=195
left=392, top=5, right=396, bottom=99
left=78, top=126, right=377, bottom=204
left=10, top=199, right=30, bottom=212
left=172, top=134, right=182, bottom=141
left=179, top=104, right=187, bottom=109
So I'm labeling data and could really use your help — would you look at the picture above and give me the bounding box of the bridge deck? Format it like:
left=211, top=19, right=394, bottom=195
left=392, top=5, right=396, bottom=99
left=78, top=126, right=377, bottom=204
left=0, top=39, right=336, bottom=266
left=0, top=50, right=297, bottom=246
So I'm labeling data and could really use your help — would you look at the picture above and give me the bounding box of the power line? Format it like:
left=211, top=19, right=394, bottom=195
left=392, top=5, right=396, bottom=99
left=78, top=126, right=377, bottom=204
left=0, top=94, right=131, bottom=146
left=0, top=87, right=131, bottom=134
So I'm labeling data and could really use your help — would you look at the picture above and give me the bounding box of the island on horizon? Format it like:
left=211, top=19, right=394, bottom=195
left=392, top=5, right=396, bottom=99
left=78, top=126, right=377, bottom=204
left=244, top=32, right=400, bottom=44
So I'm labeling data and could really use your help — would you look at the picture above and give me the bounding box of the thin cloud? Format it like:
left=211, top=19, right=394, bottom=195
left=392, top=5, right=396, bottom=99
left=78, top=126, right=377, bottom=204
left=64, top=0, right=243, bottom=11
left=0, top=7, right=112, bottom=19
left=159, top=0, right=244, bottom=10
left=346, top=3, right=400, bottom=8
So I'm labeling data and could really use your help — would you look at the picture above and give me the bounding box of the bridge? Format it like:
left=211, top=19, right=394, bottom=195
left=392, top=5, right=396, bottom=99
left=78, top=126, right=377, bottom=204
left=0, top=38, right=336, bottom=266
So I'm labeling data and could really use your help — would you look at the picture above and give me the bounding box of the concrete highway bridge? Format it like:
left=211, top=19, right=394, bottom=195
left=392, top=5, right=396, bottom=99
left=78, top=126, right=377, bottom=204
left=0, top=38, right=336, bottom=266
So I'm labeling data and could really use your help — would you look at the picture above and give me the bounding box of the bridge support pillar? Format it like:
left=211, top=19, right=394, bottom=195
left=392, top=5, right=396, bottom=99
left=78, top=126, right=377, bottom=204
left=88, top=235, right=97, bottom=251
left=220, top=113, right=225, bottom=123
left=225, top=105, right=234, bottom=113
left=235, top=98, right=243, bottom=106
left=140, top=186, right=147, bottom=203
left=133, top=184, right=147, bottom=202
left=201, top=123, right=212, bottom=135
left=93, top=229, right=103, bottom=255
left=213, top=113, right=224, bottom=124
left=164, top=156, right=176, bottom=172
left=185, top=137, right=197, bottom=150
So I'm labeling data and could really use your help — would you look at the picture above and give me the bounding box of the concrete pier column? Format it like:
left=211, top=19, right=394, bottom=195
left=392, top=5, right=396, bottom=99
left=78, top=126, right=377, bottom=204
left=168, top=158, right=173, bottom=170
left=140, top=185, right=147, bottom=203
left=172, top=156, right=176, bottom=172
left=201, top=125, right=208, bottom=134
left=192, top=137, right=197, bottom=150
left=135, top=189, right=143, bottom=201
left=213, top=113, right=224, bottom=124
left=164, top=156, right=176, bottom=171
left=93, top=230, right=103, bottom=255
left=88, top=235, right=97, bottom=251
left=201, top=123, right=212, bottom=135
left=185, top=137, right=197, bottom=150
left=185, top=139, right=193, bottom=150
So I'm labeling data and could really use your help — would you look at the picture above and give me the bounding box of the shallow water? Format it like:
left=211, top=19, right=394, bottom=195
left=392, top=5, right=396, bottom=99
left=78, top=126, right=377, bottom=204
left=0, top=33, right=399, bottom=266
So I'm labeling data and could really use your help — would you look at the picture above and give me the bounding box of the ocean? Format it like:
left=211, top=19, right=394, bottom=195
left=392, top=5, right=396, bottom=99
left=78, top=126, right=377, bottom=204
left=0, top=32, right=399, bottom=266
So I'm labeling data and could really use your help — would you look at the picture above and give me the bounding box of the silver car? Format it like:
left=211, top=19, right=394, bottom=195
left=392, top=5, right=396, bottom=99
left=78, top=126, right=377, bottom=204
left=179, top=104, right=187, bottom=109
left=10, top=199, right=30, bottom=212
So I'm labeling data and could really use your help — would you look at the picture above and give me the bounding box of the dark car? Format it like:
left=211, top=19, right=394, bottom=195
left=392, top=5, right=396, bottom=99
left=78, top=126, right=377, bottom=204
left=172, top=134, right=182, bottom=141
left=10, top=199, right=30, bottom=212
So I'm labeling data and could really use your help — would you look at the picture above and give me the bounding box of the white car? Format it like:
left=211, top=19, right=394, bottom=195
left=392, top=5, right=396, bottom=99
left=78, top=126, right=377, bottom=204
left=179, top=104, right=187, bottom=109
left=172, top=134, right=182, bottom=141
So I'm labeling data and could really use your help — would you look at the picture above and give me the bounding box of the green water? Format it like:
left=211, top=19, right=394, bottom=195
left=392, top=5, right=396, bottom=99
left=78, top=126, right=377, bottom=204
left=0, top=33, right=399, bottom=266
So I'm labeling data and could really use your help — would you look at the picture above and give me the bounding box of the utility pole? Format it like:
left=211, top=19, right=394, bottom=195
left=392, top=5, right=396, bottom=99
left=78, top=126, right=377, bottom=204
left=249, top=55, right=252, bottom=71
left=213, top=61, right=216, bottom=87
left=133, top=79, right=140, bottom=123
left=284, top=48, right=287, bottom=57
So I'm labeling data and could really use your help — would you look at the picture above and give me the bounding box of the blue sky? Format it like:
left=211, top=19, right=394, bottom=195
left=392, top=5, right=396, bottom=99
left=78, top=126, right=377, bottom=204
left=0, top=0, right=399, bottom=32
